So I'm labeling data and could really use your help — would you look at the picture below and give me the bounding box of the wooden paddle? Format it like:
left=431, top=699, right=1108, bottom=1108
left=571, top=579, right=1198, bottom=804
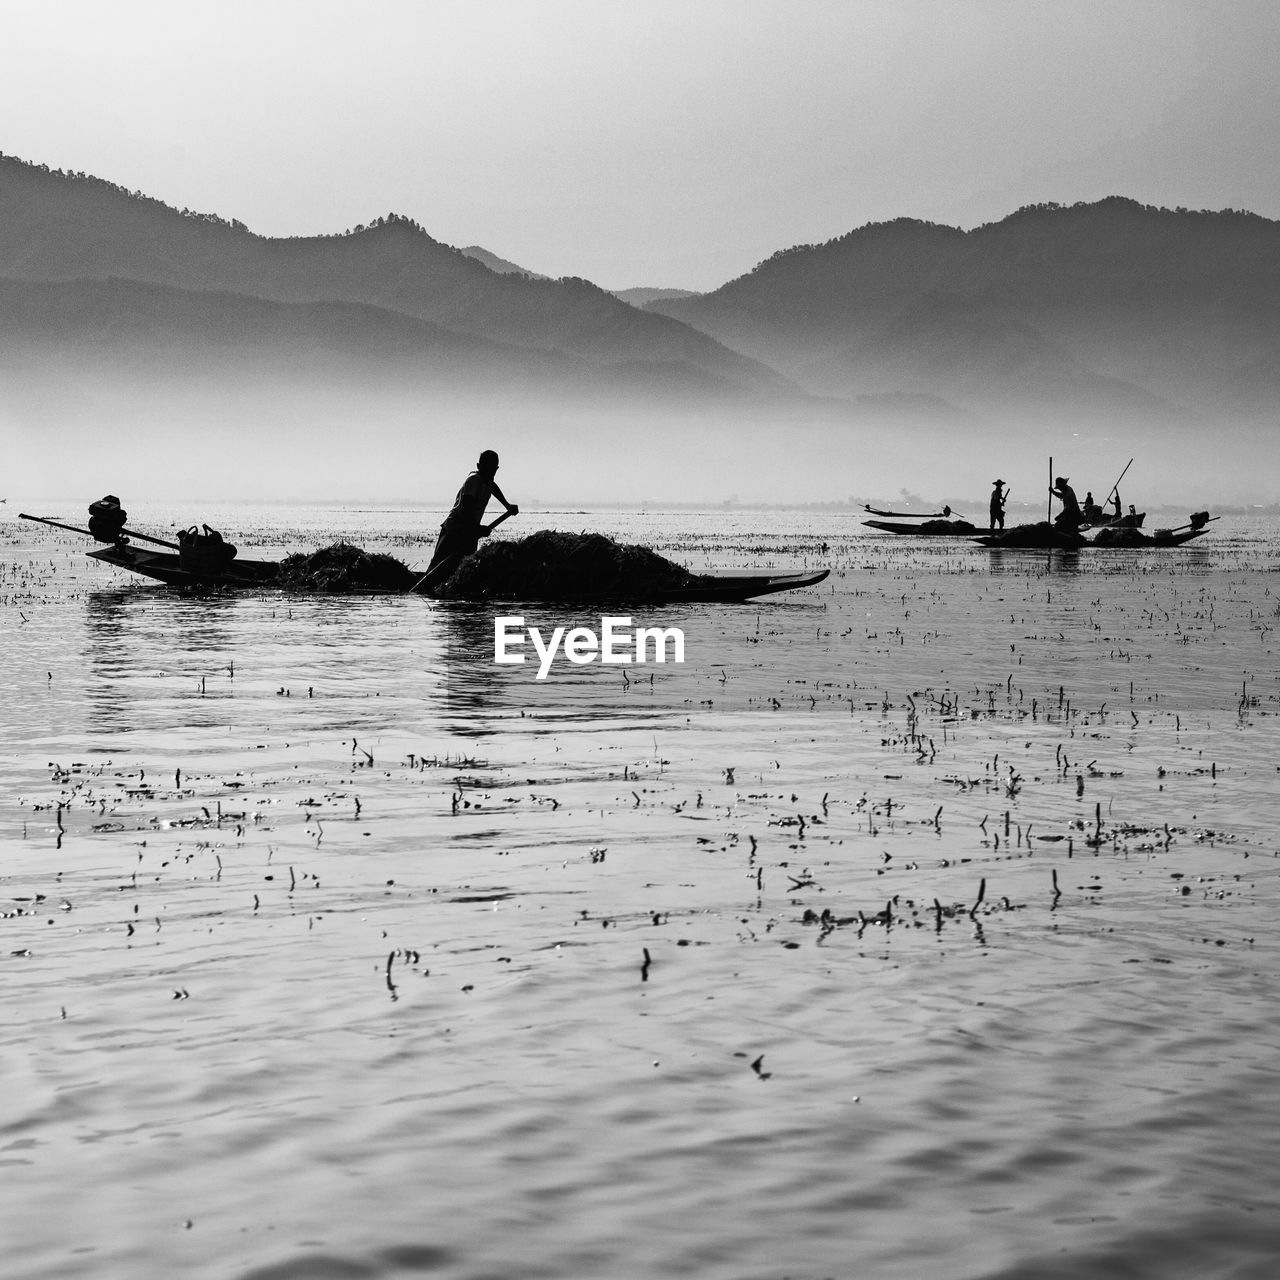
left=409, top=507, right=517, bottom=595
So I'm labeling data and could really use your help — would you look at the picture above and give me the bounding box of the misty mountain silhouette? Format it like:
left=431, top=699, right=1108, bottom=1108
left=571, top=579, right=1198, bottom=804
left=0, top=155, right=789, bottom=400
left=459, top=246, right=549, bottom=279
left=648, top=198, right=1280, bottom=428
left=612, top=287, right=702, bottom=307
left=5, top=153, right=1279, bottom=502
left=456, top=250, right=700, bottom=309
left=0, top=274, right=763, bottom=404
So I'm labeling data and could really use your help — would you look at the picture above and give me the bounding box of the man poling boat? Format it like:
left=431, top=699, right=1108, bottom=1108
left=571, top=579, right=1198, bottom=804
left=413, top=449, right=520, bottom=595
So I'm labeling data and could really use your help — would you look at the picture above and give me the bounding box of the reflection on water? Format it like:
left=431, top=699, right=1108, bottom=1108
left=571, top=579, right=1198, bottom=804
left=83, top=591, right=139, bottom=737
left=986, top=543, right=1216, bottom=575
left=438, top=599, right=709, bottom=736
left=76, top=587, right=453, bottom=746
left=985, top=546, right=1082, bottom=573
left=84, top=590, right=239, bottom=735
left=439, top=603, right=503, bottom=732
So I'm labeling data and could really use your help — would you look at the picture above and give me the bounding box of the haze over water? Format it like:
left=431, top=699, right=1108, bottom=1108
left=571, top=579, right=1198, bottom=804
left=4, top=503, right=1280, bottom=1279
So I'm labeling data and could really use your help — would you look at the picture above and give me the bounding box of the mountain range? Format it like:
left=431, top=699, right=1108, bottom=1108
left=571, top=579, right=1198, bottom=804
left=3, top=151, right=1279, bottom=502
left=646, top=198, right=1280, bottom=431
left=0, top=155, right=785, bottom=403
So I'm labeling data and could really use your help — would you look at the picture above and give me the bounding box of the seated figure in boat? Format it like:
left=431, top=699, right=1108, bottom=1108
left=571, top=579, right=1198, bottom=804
left=1081, top=491, right=1105, bottom=524
left=1050, top=476, right=1084, bottom=530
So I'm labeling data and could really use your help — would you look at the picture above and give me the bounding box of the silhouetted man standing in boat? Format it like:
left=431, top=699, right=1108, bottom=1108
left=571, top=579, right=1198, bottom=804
left=1050, top=475, right=1083, bottom=531
left=989, top=479, right=1007, bottom=530
left=423, top=450, right=518, bottom=590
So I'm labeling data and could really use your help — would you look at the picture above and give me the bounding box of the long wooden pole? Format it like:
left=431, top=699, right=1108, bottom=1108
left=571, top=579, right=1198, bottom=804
left=1046, top=457, right=1053, bottom=524
left=19, top=511, right=181, bottom=550
left=120, top=526, right=181, bottom=551
left=19, top=512, right=94, bottom=538
left=409, top=508, right=516, bottom=595
left=1106, top=457, right=1134, bottom=503
left=1163, top=514, right=1219, bottom=535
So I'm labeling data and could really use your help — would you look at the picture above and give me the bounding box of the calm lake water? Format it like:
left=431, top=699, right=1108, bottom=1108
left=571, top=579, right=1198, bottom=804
left=4, top=502, right=1280, bottom=1280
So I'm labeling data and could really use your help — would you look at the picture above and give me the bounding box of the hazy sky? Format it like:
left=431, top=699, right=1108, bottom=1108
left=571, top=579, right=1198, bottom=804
left=4, top=0, right=1279, bottom=290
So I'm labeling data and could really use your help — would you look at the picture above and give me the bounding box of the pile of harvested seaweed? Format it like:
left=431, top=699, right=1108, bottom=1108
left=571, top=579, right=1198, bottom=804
left=276, top=543, right=418, bottom=593
left=1091, top=525, right=1150, bottom=547
left=981, top=522, right=1087, bottom=549
left=918, top=518, right=979, bottom=534
left=436, top=530, right=695, bottom=601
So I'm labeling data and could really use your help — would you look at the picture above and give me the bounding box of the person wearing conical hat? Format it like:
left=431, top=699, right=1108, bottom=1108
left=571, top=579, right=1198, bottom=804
left=989, top=479, right=1008, bottom=531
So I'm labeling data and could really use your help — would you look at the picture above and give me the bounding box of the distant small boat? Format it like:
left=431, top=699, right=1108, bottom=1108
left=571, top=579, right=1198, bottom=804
left=864, top=504, right=952, bottom=519
left=1081, top=509, right=1145, bottom=530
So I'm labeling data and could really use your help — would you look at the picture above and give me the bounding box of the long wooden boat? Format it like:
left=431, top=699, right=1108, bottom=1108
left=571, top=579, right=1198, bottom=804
left=974, top=516, right=1215, bottom=549
left=24, top=512, right=829, bottom=603
left=532, top=568, right=831, bottom=604
left=866, top=510, right=1145, bottom=537
left=86, top=540, right=282, bottom=587
left=88, top=541, right=828, bottom=602
left=1081, top=510, right=1146, bottom=530
left=863, top=504, right=952, bottom=519
left=864, top=518, right=980, bottom=536
left=1091, top=522, right=1213, bottom=548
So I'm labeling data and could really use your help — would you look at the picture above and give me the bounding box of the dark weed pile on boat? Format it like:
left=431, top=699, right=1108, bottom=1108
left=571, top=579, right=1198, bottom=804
left=981, top=522, right=1087, bottom=549
left=276, top=543, right=418, bottom=593
left=436, top=530, right=695, bottom=601
left=917, top=517, right=979, bottom=534
left=1091, top=525, right=1150, bottom=547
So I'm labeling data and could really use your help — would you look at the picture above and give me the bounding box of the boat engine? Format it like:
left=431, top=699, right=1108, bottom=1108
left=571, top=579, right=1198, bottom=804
left=87, top=495, right=128, bottom=542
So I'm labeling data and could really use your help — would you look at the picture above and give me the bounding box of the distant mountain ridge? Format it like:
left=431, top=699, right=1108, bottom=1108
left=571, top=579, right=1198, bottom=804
left=6, top=153, right=1272, bottom=431
left=647, top=197, right=1280, bottom=428
left=4, top=152, right=1279, bottom=506
left=459, top=246, right=549, bottom=279
left=458, top=246, right=700, bottom=308
left=612, top=287, right=701, bottom=307
left=0, top=153, right=789, bottom=399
